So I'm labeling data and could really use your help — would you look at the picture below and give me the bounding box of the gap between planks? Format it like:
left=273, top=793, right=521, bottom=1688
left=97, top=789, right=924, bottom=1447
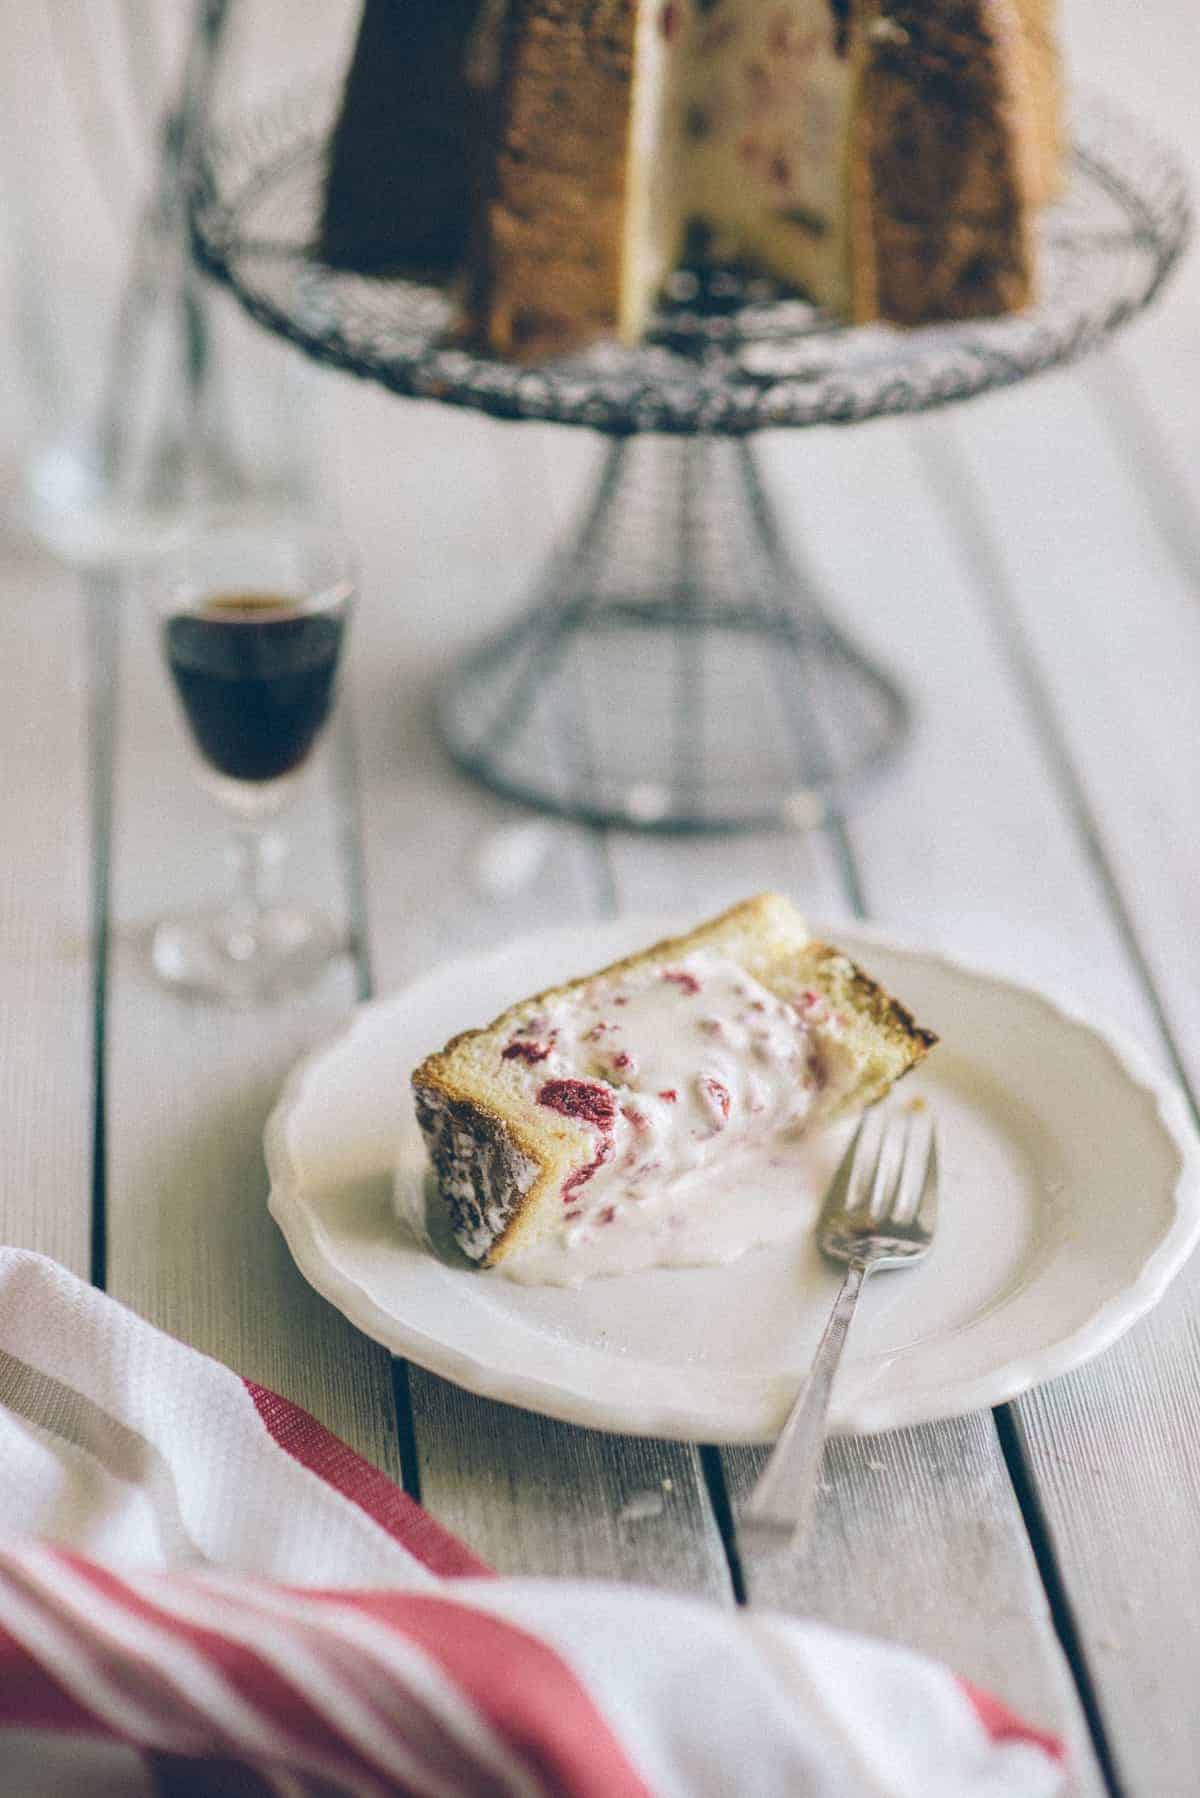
left=599, top=420, right=1114, bottom=1786
left=603, top=836, right=1099, bottom=1775
left=100, top=579, right=406, bottom=1476
left=915, top=422, right=1199, bottom=1137
left=0, top=541, right=93, bottom=1276
left=845, top=792, right=1121, bottom=1796
left=86, top=578, right=119, bottom=1294
left=912, top=408, right=1200, bottom=1798
left=332, top=398, right=731, bottom=1593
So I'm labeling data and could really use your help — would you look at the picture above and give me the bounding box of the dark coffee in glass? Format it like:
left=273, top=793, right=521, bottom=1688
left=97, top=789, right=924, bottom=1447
left=165, top=593, right=344, bottom=784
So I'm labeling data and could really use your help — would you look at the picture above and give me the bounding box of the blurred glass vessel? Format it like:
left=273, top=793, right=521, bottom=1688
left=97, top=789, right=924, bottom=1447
left=0, top=2, right=318, bottom=566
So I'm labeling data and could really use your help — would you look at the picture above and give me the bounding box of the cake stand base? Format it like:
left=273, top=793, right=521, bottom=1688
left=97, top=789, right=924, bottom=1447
left=437, top=435, right=910, bottom=833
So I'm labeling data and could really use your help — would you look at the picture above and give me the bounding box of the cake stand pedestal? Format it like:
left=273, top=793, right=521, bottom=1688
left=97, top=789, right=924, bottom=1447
left=435, top=431, right=910, bottom=831
left=190, top=86, right=1188, bottom=831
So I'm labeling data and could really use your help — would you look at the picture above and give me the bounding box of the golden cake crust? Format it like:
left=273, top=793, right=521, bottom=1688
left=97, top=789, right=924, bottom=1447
left=847, top=0, right=1037, bottom=325
left=464, top=0, right=640, bottom=360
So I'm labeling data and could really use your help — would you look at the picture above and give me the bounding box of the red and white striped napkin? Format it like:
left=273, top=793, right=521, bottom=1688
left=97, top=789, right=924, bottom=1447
left=0, top=1248, right=1065, bottom=1797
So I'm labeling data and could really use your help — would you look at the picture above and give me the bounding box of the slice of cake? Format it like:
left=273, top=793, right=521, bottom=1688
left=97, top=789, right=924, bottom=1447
left=412, top=894, right=935, bottom=1279
left=322, top=0, right=1062, bottom=360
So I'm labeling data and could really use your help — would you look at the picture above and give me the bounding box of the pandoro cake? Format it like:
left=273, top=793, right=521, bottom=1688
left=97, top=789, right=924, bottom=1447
left=411, top=895, right=936, bottom=1282
left=322, top=0, right=1063, bottom=360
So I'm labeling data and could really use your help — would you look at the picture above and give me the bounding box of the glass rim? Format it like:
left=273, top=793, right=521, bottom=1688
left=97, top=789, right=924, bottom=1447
left=144, top=517, right=358, bottom=620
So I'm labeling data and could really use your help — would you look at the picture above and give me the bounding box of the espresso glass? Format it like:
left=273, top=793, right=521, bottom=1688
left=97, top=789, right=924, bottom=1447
left=147, top=521, right=355, bottom=1002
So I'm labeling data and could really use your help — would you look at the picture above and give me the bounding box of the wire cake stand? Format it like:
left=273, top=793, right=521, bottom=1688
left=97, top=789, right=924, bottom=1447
left=192, top=87, right=1188, bottom=831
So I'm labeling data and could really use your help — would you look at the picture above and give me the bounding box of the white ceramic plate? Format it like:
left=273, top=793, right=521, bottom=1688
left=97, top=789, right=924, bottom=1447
left=265, top=919, right=1200, bottom=1442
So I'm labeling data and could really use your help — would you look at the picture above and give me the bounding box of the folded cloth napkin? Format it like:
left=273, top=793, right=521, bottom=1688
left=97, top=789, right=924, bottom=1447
left=0, top=1249, right=1065, bottom=1798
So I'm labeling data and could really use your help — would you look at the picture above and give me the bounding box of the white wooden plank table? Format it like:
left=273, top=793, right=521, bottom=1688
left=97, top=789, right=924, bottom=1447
left=2, top=3, right=1199, bottom=1792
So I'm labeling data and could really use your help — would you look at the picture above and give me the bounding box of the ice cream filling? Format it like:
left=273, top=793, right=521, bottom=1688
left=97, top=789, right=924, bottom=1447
left=625, top=0, right=855, bottom=339
left=496, top=950, right=858, bottom=1284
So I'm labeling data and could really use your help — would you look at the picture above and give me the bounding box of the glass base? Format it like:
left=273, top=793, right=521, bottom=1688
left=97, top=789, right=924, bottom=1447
left=150, top=901, right=344, bottom=1005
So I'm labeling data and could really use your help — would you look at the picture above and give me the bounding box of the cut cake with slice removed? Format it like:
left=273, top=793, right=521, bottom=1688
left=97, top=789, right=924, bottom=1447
left=321, top=0, right=1062, bottom=361
left=412, top=894, right=936, bottom=1272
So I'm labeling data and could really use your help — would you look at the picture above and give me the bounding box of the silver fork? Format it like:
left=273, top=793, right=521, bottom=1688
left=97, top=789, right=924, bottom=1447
left=740, top=1108, right=939, bottom=1551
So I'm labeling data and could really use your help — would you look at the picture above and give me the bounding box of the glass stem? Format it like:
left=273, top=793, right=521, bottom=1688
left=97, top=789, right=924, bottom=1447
left=225, top=825, right=282, bottom=960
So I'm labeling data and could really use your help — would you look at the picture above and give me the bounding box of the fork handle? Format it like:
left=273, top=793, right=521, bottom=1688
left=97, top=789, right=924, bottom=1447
left=741, top=1258, right=869, bottom=1546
